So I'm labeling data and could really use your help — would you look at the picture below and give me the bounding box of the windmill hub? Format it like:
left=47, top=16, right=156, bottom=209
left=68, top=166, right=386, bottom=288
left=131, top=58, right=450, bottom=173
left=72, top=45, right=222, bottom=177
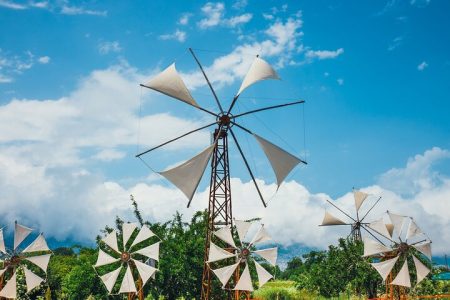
left=6, top=255, right=21, bottom=267
left=240, top=248, right=250, bottom=259
left=217, top=113, right=234, bottom=127
left=398, top=242, right=409, bottom=254
left=121, top=252, right=131, bottom=262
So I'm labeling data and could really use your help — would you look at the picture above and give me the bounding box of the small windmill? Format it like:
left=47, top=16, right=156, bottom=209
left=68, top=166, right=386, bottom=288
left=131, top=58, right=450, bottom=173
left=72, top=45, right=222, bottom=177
left=0, top=222, right=52, bottom=299
left=363, top=211, right=432, bottom=299
left=320, top=189, right=382, bottom=241
left=137, top=48, right=306, bottom=299
left=207, top=219, right=277, bottom=300
left=94, top=223, right=160, bottom=299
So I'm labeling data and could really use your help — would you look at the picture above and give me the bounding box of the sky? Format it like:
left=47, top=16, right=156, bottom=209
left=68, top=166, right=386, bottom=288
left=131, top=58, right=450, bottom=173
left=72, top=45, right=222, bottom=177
left=0, top=0, right=449, bottom=256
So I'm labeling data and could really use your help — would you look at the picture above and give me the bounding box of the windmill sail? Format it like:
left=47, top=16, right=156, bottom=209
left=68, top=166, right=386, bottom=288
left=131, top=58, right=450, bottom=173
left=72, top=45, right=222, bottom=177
left=391, top=261, right=411, bottom=287
left=254, top=260, right=273, bottom=287
left=214, top=226, right=237, bottom=248
left=207, top=242, right=236, bottom=263
left=253, top=134, right=302, bottom=187
left=354, top=190, right=368, bottom=212
left=0, top=229, right=5, bottom=254
left=412, top=255, right=430, bottom=284
left=406, top=219, right=423, bottom=240
left=363, top=237, right=391, bottom=257
left=159, top=144, right=215, bottom=202
left=25, top=254, right=51, bottom=272
left=100, top=267, right=122, bottom=293
left=370, top=256, right=399, bottom=280
left=253, top=247, right=277, bottom=266
left=237, top=57, right=279, bottom=96
left=368, top=218, right=392, bottom=239
left=23, top=266, right=44, bottom=292
left=130, top=225, right=156, bottom=248
left=142, top=63, right=198, bottom=107
left=233, top=263, right=254, bottom=291
left=102, top=230, right=119, bottom=253
left=212, top=262, right=240, bottom=287
left=321, top=211, right=346, bottom=226
left=14, top=223, right=33, bottom=250
left=234, top=220, right=251, bottom=242
left=413, top=242, right=432, bottom=260
left=133, top=259, right=157, bottom=285
left=119, top=265, right=137, bottom=293
left=23, top=234, right=50, bottom=253
left=0, top=272, right=16, bottom=299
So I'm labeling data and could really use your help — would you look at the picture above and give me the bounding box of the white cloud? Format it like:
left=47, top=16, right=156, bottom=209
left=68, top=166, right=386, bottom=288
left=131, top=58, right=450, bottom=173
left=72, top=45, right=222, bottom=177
left=38, top=56, right=50, bottom=64
left=0, top=0, right=26, bottom=9
left=98, top=41, right=122, bottom=55
left=178, top=13, right=192, bottom=25
left=388, top=36, right=403, bottom=51
left=232, top=0, right=248, bottom=10
left=262, top=13, right=274, bottom=20
left=337, top=78, right=344, bottom=85
left=159, top=30, right=187, bottom=43
left=306, top=48, right=344, bottom=60
left=93, top=149, right=126, bottom=161
left=29, top=1, right=48, bottom=8
left=411, top=0, right=431, bottom=7
left=197, top=2, right=252, bottom=29
left=61, top=5, right=107, bottom=16
left=0, top=49, right=45, bottom=83
left=417, top=61, right=428, bottom=71
left=0, top=74, right=13, bottom=83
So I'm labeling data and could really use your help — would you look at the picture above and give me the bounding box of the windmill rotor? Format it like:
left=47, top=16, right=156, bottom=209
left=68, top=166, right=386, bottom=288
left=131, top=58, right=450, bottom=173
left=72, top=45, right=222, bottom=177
left=207, top=220, right=277, bottom=296
left=0, top=222, right=52, bottom=299
left=320, top=189, right=382, bottom=241
left=363, top=211, right=432, bottom=295
left=93, top=223, right=160, bottom=296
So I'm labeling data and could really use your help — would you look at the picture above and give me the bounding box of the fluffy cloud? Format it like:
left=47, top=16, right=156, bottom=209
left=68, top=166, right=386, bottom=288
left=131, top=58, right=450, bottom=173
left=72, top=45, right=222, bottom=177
left=418, top=61, right=428, bottom=71
left=0, top=0, right=106, bottom=15
left=197, top=2, right=252, bottom=29
left=305, top=48, right=344, bottom=60
left=98, top=41, right=122, bottom=55
left=0, top=49, right=50, bottom=83
left=178, top=13, right=192, bottom=25
left=159, top=30, right=187, bottom=43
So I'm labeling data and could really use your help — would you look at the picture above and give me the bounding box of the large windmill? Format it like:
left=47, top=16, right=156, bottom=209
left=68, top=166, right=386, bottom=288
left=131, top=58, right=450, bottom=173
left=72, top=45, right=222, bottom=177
left=137, top=48, right=306, bottom=299
left=320, top=189, right=382, bottom=241
left=94, top=223, right=160, bottom=300
left=363, top=211, right=432, bottom=299
left=207, top=219, right=278, bottom=300
left=0, top=222, right=52, bottom=299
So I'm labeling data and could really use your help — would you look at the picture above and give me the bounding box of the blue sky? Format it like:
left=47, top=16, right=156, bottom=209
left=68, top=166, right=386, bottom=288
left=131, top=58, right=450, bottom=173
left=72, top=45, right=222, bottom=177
left=0, top=0, right=449, bottom=254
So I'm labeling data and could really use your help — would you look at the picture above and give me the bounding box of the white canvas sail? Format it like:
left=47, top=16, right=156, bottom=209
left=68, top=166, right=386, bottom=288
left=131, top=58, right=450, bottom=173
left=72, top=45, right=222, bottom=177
left=122, top=223, right=138, bottom=250
left=233, top=263, right=254, bottom=292
left=212, top=262, right=240, bottom=287
left=207, top=242, right=236, bottom=263
left=370, top=256, right=399, bottom=280
left=406, top=219, right=423, bottom=240
left=23, top=234, right=50, bottom=253
left=234, top=220, right=251, bottom=242
left=413, top=242, right=432, bottom=260
left=363, top=237, right=391, bottom=257
left=250, top=225, right=272, bottom=245
left=159, top=144, right=215, bottom=201
left=14, top=222, right=33, bottom=250
left=237, top=57, right=279, bottom=96
left=0, top=272, right=17, bottom=299
left=133, top=242, right=160, bottom=261
left=133, top=259, right=158, bottom=286
left=23, top=266, right=44, bottom=292
left=390, top=261, right=411, bottom=288
left=412, top=255, right=430, bottom=284
left=130, top=225, right=156, bottom=248
left=214, top=226, right=236, bottom=248
left=253, top=247, right=278, bottom=266
left=354, top=190, right=368, bottom=212
left=94, top=249, right=119, bottom=267
left=118, top=265, right=137, bottom=294
left=25, top=254, right=52, bottom=272
left=388, top=212, right=406, bottom=237
left=100, top=267, right=121, bottom=293
left=254, top=260, right=273, bottom=287
left=102, top=230, right=119, bottom=253
left=368, top=219, right=392, bottom=239
left=321, top=211, right=346, bottom=226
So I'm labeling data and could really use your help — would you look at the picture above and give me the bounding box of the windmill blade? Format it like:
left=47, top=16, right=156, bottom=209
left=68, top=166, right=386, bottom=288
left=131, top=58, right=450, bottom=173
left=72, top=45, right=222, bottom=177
left=413, top=242, right=432, bottom=260
left=212, top=261, right=240, bottom=287
left=353, top=190, right=368, bottom=212
left=0, top=269, right=6, bottom=277
left=386, top=224, right=394, bottom=237
left=233, top=263, right=254, bottom=292
left=207, top=242, right=236, bottom=263
left=320, top=211, right=347, bottom=226
left=14, top=222, right=33, bottom=250
left=94, top=249, right=120, bottom=268
left=142, top=63, right=198, bottom=107
left=370, top=256, right=399, bottom=280
left=0, top=228, right=6, bottom=254
left=22, top=234, right=50, bottom=253
left=363, top=237, right=392, bottom=257
left=412, top=255, right=430, bottom=284
left=388, top=211, right=407, bottom=237
left=23, top=266, right=44, bottom=292
left=236, top=56, right=280, bottom=96
left=233, top=100, right=305, bottom=119
left=122, top=223, right=138, bottom=250
left=25, top=253, right=51, bottom=273
left=132, top=259, right=158, bottom=286
left=234, top=220, right=251, bottom=243
left=118, top=265, right=137, bottom=294
left=132, top=242, right=160, bottom=261
left=0, top=271, right=16, bottom=299
left=159, top=144, right=215, bottom=205
left=100, top=266, right=122, bottom=294
left=102, top=230, right=120, bottom=253
left=254, top=260, right=273, bottom=288
left=252, top=247, right=277, bottom=266
left=368, top=218, right=393, bottom=240
left=406, top=218, right=423, bottom=240
left=390, top=260, right=411, bottom=288
left=250, top=225, right=272, bottom=246
left=253, top=134, right=304, bottom=187
left=213, top=226, right=237, bottom=249
left=130, top=225, right=156, bottom=249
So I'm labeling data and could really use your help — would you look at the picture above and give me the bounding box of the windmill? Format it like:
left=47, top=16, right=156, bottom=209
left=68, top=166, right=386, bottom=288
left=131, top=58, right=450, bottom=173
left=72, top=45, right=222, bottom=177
left=207, top=219, right=277, bottom=300
left=363, top=211, right=432, bottom=299
left=136, top=48, right=306, bottom=299
left=93, top=223, right=160, bottom=300
left=320, top=189, right=382, bottom=241
left=0, top=222, right=52, bottom=299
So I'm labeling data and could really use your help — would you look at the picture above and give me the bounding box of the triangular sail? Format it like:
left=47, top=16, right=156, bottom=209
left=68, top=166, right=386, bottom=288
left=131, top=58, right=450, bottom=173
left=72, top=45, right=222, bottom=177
left=363, top=237, right=391, bottom=257
left=130, top=225, right=156, bottom=248
left=122, top=223, right=138, bottom=250
left=237, top=57, right=279, bottom=96
left=0, top=272, right=17, bottom=299
left=133, top=242, right=160, bottom=261
left=388, top=212, right=406, bottom=237
left=0, top=229, right=5, bottom=254
left=253, top=134, right=302, bottom=187
left=253, top=247, right=278, bottom=266
left=321, top=211, right=347, bottom=226
left=23, top=234, right=50, bottom=253
left=25, top=254, right=51, bottom=272
left=234, top=220, right=251, bottom=243
left=214, top=226, right=236, bottom=249
left=159, top=144, right=215, bottom=202
left=254, top=260, right=273, bottom=287
left=94, top=249, right=119, bottom=267
left=370, top=256, right=399, bottom=280
left=391, top=260, right=411, bottom=288
left=412, top=255, right=430, bottom=284
left=250, top=225, right=272, bottom=246
left=23, top=266, right=44, bottom=292
left=386, top=224, right=394, bottom=237
left=368, top=219, right=392, bottom=239
left=233, top=263, right=254, bottom=292
left=14, top=222, right=33, bottom=250
left=354, top=190, right=368, bottom=212
left=102, top=230, right=119, bottom=253
left=413, top=242, right=432, bottom=260
left=406, top=219, right=423, bottom=240
left=133, top=259, right=158, bottom=286
left=212, top=262, right=240, bottom=287
left=100, top=267, right=121, bottom=293
left=142, top=63, right=198, bottom=107
left=118, top=265, right=137, bottom=294
left=207, top=242, right=236, bottom=263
